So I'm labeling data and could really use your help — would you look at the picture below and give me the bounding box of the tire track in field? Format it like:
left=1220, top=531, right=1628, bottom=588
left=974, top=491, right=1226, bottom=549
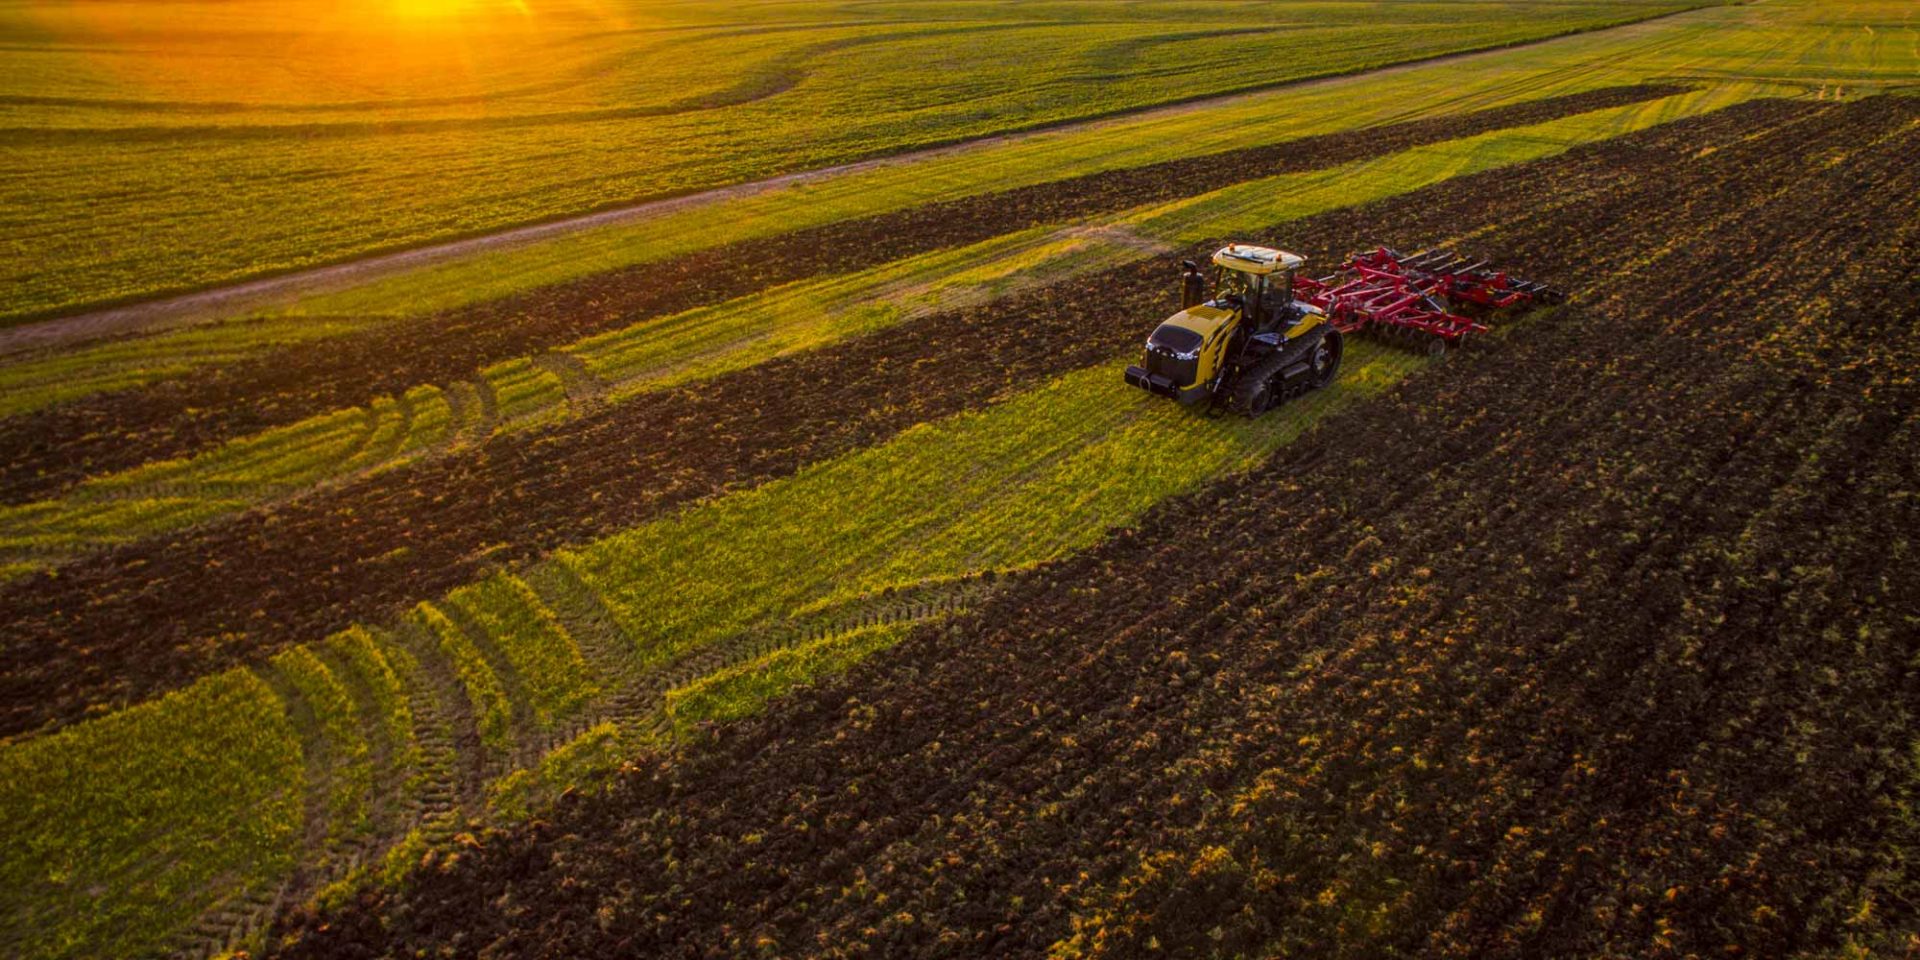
left=0, top=84, right=1683, bottom=506
left=260, top=96, right=1920, bottom=960
left=0, top=97, right=1827, bottom=742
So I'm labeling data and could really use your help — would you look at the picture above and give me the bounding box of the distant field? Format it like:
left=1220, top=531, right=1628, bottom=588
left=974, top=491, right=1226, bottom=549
left=0, top=0, right=1722, bottom=320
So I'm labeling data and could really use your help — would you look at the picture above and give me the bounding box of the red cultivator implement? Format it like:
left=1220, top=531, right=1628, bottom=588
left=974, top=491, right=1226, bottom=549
left=1124, top=241, right=1564, bottom=417
left=1295, top=247, right=1563, bottom=355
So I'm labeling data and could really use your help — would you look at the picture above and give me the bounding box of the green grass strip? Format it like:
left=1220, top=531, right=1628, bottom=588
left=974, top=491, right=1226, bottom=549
left=665, top=620, right=918, bottom=736
left=0, top=315, right=391, bottom=420
left=321, top=626, right=419, bottom=802
left=445, top=574, right=600, bottom=732
left=269, top=646, right=375, bottom=849
left=408, top=603, right=515, bottom=755
left=564, top=346, right=1421, bottom=664
left=0, top=670, right=303, bottom=960
left=485, top=721, right=630, bottom=823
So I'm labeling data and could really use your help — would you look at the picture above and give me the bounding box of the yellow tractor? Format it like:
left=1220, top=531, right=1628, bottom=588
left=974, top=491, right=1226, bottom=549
left=1124, top=243, right=1342, bottom=415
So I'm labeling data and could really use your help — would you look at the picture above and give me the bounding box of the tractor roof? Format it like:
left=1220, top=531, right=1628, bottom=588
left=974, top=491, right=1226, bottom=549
left=1212, top=243, right=1304, bottom=276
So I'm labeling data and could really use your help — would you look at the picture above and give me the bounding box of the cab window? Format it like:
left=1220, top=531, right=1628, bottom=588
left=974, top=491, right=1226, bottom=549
left=1261, top=271, right=1292, bottom=313
left=1212, top=267, right=1251, bottom=301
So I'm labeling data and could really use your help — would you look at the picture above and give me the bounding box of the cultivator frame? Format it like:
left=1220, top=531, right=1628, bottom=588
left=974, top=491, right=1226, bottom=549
left=1296, top=247, right=1562, bottom=354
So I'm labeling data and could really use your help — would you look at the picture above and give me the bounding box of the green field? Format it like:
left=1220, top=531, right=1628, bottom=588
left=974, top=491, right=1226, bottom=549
left=2, top=0, right=1917, bottom=956
left=0, top=0, right=1726, bottom=321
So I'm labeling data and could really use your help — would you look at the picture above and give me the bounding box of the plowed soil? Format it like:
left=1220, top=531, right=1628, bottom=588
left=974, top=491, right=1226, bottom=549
left=0, top=85, right=1682, bottom=505
left=0, top=97, right=1819, bottom=741
left=265, top=95, right=1920, bottom=958
left=0, top=96, right=1842, bottom=741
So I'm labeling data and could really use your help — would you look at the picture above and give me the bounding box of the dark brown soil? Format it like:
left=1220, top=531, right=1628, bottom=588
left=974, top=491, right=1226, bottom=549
left=0, top=84, right=1683, bottom=505
left=0, top=96, right=1818, bottom=743
left=263, top=95, right=1920, bottom=959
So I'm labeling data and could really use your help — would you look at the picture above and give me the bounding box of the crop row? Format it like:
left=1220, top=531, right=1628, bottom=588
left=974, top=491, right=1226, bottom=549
left=0, top=86, right=1745, bottom=578
left=256, top=94, right=1920, bottom=959
left=0, top=91, right=1808, bottom=742
left=0, top=82, right=1698, bottom=506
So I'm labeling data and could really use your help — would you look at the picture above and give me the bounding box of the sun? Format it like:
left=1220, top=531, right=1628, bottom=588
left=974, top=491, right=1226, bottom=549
left=384, top=0, right=529, bottom=23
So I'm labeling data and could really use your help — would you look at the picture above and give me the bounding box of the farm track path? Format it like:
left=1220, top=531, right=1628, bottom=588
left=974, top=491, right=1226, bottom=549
left=263, top=94, right=1920, bottom=960
left=0, top=97, right=1838, bottom=743
left=0, top=85, right=1687, bottom=506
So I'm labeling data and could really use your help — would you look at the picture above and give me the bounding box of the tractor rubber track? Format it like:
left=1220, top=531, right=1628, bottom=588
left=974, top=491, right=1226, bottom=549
left=0, top=84, right=1684, bottom=505
left=0, top=98, right=1851, bottom=741
left=262, top=95, right=1920, bottom=960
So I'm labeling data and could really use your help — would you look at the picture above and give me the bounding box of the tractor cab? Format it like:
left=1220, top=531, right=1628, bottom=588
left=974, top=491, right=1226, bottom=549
left=1125, top=244, right=1320, bottom=406
left=1209, top=243, right=1305, bottom=333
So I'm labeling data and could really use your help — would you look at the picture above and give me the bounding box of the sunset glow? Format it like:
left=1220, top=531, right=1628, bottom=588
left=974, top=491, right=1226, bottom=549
left=384, top=0, right=531, bottom=24
left=10, top=0, right=622, bottom=107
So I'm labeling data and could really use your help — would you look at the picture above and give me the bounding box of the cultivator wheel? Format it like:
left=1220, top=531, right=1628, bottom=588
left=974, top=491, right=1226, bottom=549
left=1296, top=247, right=1559, bottom=355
